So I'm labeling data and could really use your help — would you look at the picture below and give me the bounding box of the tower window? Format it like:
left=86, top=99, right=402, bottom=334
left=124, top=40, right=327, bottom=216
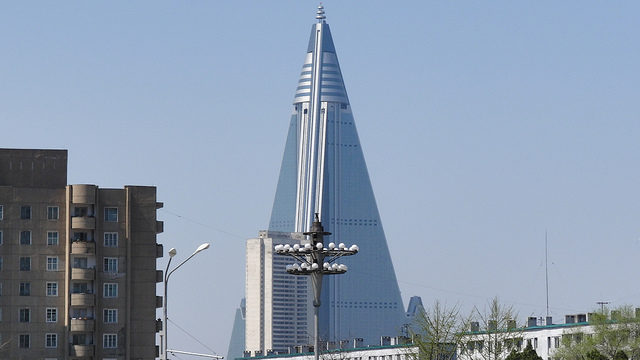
left=47, top=206, right=59, bottom=220
left=104, top=207, right=118, bottom=222
left=20, top=231, right=31, bottom=245
left=20, top=206, right=31, bottom=219
left=19, top=334, right=30, bottom=348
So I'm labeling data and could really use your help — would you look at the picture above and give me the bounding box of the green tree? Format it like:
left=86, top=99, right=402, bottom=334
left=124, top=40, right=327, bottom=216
left=555, top=306, right=640, bottom=360
left=467, top=297, right=524, bottom=360
left=505, top=344, right=543, bottom=360
left=407, top=301, right=470, bottom=360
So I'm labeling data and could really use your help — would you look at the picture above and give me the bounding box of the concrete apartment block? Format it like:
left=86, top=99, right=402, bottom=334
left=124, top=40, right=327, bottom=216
left=0, top=148, right=163, bottom=360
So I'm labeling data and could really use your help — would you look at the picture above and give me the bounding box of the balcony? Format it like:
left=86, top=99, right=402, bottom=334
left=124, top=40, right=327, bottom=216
left=71, top=184, right=96, bottom=204
left=71, top=267, right=95, bottom=280
left=69, top=344, right=94, bottom=358
left=70, top=318, right=95, bottom=332
left=70, top=293, right=95, bottom=307
left=71, top=216, right=96, bottom=229
left=71, top=241, right=95, bottom=254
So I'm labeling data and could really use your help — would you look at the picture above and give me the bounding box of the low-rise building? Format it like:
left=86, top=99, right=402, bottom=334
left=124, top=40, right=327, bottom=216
left=460, top=314, right=599, bottom=360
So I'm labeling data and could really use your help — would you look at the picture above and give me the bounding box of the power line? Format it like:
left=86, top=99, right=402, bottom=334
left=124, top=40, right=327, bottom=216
left=168, top=317, right=221, bottom=356
left=159, top=208, right=247, bottom=240
left=160, top=209, right=587, bottom=315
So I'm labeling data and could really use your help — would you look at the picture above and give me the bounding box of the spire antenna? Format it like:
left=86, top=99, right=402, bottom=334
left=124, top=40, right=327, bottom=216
left=316, top=4, right=326, bottom=22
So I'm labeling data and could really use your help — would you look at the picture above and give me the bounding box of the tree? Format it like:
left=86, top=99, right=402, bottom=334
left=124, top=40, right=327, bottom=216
left=505, top=344, right=543, bottom=360
left=407, top=301, right=471, bottom=360
left=555, top=306, right=640, bottom=360
left=460, top=297, right=524, bottom=360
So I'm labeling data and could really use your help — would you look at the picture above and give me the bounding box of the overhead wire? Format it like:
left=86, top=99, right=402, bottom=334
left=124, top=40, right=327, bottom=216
left=169, top=317, right=221, bottom=356
left=160, top=208, right=588, bottom=318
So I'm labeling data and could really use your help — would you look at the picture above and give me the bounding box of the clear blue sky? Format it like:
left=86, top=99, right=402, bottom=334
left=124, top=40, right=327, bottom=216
left=2, top=1, right=639, bottom=356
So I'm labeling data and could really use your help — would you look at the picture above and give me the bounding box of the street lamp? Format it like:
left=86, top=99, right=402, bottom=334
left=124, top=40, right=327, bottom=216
left=274, top=214, right=358, bottom=360
left=162, top=243, right=210, bottom=360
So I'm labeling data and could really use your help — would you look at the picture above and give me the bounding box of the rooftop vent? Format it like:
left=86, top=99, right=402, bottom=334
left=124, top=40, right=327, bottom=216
left=470, top=321, right=480, bottom=332
left=565, top=314, right=576, bottom=324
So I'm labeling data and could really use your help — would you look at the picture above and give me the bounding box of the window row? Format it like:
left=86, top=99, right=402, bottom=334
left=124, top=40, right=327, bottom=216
left=11, top=333, right=117, bottom=349
left=0, top=256, right=61, bottom=271
left=0, top=230, right=119, bottom=247
left=70, top=282, right=119, bottom=298
left=0, top=204, right=119, bottom=221
left=6, top=256, right=120, bottom=272
left=14, top=333, right=59, bottom=348
left=0, top=281, right=118, bottom=298
left=0, top=205, right=58, bottom=220
left=6, top=307, right=118, bottom=323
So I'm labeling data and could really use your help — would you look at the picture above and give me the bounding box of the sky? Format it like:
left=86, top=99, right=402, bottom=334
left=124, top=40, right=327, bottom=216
left=1, top=0, right=639, bottom=357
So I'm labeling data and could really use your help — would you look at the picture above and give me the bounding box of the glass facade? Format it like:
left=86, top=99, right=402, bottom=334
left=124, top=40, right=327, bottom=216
left=268, top=19, right=405, bottom=347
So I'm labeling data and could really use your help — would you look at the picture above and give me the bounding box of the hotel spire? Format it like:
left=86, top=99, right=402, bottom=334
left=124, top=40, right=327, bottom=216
left=267, top=5, right=406, bottom=348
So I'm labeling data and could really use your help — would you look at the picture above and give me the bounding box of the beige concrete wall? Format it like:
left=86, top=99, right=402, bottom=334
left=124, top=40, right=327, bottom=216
left=0, top=150, right=161, bottom=359
left=0, top=149, right=67, bottom=188
left=0, top=186, right=67, bottom=359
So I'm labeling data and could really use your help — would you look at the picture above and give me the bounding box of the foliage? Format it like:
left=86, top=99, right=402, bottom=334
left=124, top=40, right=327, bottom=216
left=408, top=301, right=470, bottom=360
left=555, top=306, right=640, bottom=360
left=505, top=344, right=542, bottom=360
left=467, top=297, right=524, bottom=360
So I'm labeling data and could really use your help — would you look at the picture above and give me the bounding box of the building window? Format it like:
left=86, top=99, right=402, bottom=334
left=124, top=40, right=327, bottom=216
left=104, top=207, right=118, bottom=222
left=19, top=257, right=31, bottom=271
left=0, top=205, right=3, bottom=220
left=104, top=232, right=118, bottom=247
left=72, top=282, right=89, bottom=294
left=0, top=307, right=3, bottom=321
left=45, top=333, right=58, bottom=348
left=20, top=230, right=31, bottom=245
left=103, top=333, right=117, bottom=348
left=19, top=308, right=30, bottom=322
left=19, top=334, right=30, bottom=348
left=72, top=333, right=87, bottom=345
left=47, top=231, right=59, bottom=246
left=46, top=282, right=58, bottom=296
left=20, top=206, right=31, bottom=219
left=73, top=257, right=88, bottom=269
left=103, top=257, right=118, bottom=273
left=46, top=308, right=58, bottom=323
left=73, top=232, right=88, bottom=242
left=47, top=257, right=59, bottom=271
left=19, top=282, right=31, bottom=296
left=0, top=257, right=2, bottom=271
left=103, top=283, right=118, bottom=298
left=0, top=230, right=3, bottom=245
left=47, top=206, right=59, bottom=220
left=104, top=309, right=118, bottom=323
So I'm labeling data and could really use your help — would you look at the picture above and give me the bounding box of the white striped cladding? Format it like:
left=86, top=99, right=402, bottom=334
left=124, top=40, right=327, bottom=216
left=293, top=52, right=349, bottom=105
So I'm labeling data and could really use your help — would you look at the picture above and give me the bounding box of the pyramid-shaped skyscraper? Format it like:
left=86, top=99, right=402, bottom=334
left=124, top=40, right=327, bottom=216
left=238, top=7, right=406, bottom=357
left=269, top=5, right=405, bottom=345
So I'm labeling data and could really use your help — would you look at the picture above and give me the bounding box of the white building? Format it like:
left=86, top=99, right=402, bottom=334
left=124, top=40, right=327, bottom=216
left=459, top=315, right=595, bottom=360
left=245, top=231, right=313, bottom=355
left=242, top=341, right=417, bottom=360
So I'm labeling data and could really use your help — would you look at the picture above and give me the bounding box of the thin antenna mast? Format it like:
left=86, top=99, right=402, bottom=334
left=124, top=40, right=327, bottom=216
left=545, top=230, right=549, bottom=318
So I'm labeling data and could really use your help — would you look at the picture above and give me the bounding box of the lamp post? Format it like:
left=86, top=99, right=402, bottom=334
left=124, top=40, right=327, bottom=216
left=274, top=214, right=358, bottom=360
left=162, top=243, right=210, bottom=360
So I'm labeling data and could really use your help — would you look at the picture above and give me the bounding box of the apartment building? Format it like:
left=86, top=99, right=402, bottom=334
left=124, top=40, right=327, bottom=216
left=0, top=148, right=163, bottom=359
